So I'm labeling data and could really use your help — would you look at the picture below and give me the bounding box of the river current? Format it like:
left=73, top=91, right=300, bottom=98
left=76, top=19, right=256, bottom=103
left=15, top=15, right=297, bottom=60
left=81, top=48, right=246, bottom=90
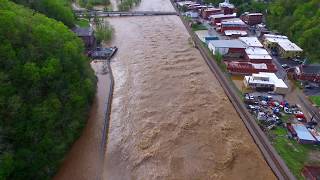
left=55, top=0, right=275, bottom=179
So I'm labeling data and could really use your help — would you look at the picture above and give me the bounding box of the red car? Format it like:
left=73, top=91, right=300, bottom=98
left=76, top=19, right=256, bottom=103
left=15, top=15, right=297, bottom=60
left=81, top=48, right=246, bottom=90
left=295, top=113, right=305, bottom=119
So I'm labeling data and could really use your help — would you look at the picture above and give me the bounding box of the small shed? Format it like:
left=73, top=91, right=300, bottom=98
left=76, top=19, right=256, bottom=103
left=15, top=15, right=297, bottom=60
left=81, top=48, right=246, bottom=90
left=72, top=26, right=96, bottom=49
left=292, top=124, right=317, bottom=144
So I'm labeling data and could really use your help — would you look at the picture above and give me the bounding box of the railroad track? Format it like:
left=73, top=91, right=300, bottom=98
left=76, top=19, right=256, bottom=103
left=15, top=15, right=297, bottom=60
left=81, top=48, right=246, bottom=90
left=170, top=1, right=295, bottom=179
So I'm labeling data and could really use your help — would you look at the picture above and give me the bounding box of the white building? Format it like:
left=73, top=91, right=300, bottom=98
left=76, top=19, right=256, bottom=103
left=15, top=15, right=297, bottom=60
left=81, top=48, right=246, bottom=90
left=239, top=37, right=263, bottom=47
left=224, top=30, right=247, bottom=37
left=219, top=0, right=235, bottom=9
left=208, top=40, right=247, bottom=55
left=185, top=11, right=199, bottom=18
left=176, top=1, right=195, bottom=8
left=263, top=34, right=303, bottom=58
left=244, top=72, right=288, bottom=94
left=245, top=47, right=272, bottom=62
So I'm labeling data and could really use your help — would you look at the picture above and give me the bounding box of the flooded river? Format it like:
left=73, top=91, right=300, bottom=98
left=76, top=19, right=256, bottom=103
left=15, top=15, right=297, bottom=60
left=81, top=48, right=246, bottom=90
left=56, top=0, right=275, bottom=179
left=103, top=0, right=275, bottom=179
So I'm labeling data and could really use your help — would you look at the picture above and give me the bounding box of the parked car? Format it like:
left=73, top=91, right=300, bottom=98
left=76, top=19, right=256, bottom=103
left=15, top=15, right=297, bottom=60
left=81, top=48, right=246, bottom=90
left=267, top=124, right=276, bottom=130
left=295, top=113, right=305, bottom=119
left=304, top=85, right=314, bottom=89
left=297, top=118, right=306, bottom=123
left=247, top=105, right=255, bottom=110
left=284, top=107, right=292, bottom=114
left=281, top=64, right=289, bottom=69
left=292, top=58, right=303, bottom=64
left=276, top=119, right=283, bottom=126
left=293, top=111, right=303, bottom=115
left=271, top=49, right=278, bottom=56
left=261, top=100, right=268, bottom=106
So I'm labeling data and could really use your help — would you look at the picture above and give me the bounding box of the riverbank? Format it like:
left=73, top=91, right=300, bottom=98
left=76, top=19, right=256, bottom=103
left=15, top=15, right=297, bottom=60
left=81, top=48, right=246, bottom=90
left=54, top=60, right=113, bottom=180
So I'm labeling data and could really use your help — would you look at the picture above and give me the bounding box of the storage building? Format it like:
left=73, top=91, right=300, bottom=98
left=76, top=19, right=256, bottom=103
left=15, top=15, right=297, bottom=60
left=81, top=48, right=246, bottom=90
left=240, top=12, right=263, bottom=26
left=224, top=30, right=247, bottom=38
left=226, top=61, right=277, bottom=75
left=220, top=18, right=247, bottom=33
left=291, top=124, right=317, bottom=144
left=209, top=13, right=237, bottom=25
left=244, top=72, right=288, bottom=94
left=219, top=0, right=235, bottom=15
left=185, top=11, right=199, bottom=18
left=245, top=47, right=272, bottom=63
left=72, top=26, right=96, bottom=50
left=263, top=34, right=303, bottom=59
left=208, top=40, right=246, bottom=56
left=239, top=37, right=263, bottom=47
left=201, top=7, right=222, bottom=19
left=294, top=64, right=320, bottom=83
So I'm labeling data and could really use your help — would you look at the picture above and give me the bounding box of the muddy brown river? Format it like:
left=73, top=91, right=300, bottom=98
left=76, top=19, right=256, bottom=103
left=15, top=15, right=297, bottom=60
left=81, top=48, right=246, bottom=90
left=55, top=0, right=275, bottom=179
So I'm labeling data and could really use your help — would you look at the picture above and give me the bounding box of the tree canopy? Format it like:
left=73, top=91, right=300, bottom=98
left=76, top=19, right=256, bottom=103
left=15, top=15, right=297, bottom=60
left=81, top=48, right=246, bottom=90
left=267, top=0, right=320, bottom=63
left=0, top=0, right=96, bottom=179
left=11, top=0, right=75, bottom=27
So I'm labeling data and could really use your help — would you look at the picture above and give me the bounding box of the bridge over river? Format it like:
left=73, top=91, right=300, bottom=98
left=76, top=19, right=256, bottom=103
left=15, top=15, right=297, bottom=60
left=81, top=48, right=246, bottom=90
left=74, top=10, right=178, bottom=17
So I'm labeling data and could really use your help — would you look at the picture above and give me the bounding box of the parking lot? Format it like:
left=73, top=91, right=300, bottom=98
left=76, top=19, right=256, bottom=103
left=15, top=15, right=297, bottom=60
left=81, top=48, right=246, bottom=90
left=244, top=92, right=313, bottom=131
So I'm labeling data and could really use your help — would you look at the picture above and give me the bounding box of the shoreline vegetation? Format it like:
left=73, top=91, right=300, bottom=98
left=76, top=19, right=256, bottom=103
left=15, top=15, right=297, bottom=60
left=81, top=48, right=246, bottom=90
left=118, top=0, right=141, bottom=11
left=94, top=16, right=114, bottom=44
left=0, top=0, right=97, bottom=179
left=78, top=0, right=111, bottom=10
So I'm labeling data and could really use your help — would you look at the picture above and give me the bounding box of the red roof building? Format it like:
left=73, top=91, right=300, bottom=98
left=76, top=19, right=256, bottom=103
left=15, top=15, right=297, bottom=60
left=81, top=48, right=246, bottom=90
left=219, top=0, right=235, bottom=15
left=302, top=166, right=320, bottom=180
left=294, top=64, right=320, bottom=83
left=226, top=61, right=277, bottom=75
left=210, top=13, right=237, bottom=25
left=201, top=8, right=222, bottom=19
left=220, top=18, right=247, bottom=33
left=240, top=12, right=263, bottom=26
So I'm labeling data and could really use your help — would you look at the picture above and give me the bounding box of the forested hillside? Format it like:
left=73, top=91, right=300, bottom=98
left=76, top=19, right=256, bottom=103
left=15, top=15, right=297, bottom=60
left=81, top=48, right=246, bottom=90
left=267, top=0, right=320, bottom=63
left=11, top=0, right=75, bottom=27
left=0, top=0, right=96, bottom=179
left=204, top=0, right=320, bottom=63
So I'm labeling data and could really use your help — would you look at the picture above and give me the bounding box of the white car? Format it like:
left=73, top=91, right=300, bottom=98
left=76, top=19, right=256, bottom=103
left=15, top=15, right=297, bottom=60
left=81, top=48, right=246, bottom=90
left=293, top=111, right=303, bottom=115
left=284, top=107, right=292, bottom=114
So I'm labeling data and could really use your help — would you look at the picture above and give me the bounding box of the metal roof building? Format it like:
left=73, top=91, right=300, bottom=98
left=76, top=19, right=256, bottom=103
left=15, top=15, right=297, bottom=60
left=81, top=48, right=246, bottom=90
left=244, top=72, right=288, bottom=94
left=292, top=124, right=317, bottom=144
left=239, top=37, right=263, bottom=47
left=245, top=47, right=272, bottom=62
left=263, top=34, right=303, bottom=58
left=208, top=40, right=247, bottom=48
left=208, top=40, right=246, bottom=56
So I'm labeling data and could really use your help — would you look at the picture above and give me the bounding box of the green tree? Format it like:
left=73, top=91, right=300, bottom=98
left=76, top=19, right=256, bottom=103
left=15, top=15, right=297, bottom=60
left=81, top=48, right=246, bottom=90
left=0, top=0, right=96, bottom=179
left=11, top=0, right=75, bottom=27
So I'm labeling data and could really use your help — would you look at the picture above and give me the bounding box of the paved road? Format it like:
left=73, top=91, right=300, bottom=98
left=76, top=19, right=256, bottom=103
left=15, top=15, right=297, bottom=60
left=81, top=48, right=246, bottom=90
left=271, top=55, right=288, bottom=80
